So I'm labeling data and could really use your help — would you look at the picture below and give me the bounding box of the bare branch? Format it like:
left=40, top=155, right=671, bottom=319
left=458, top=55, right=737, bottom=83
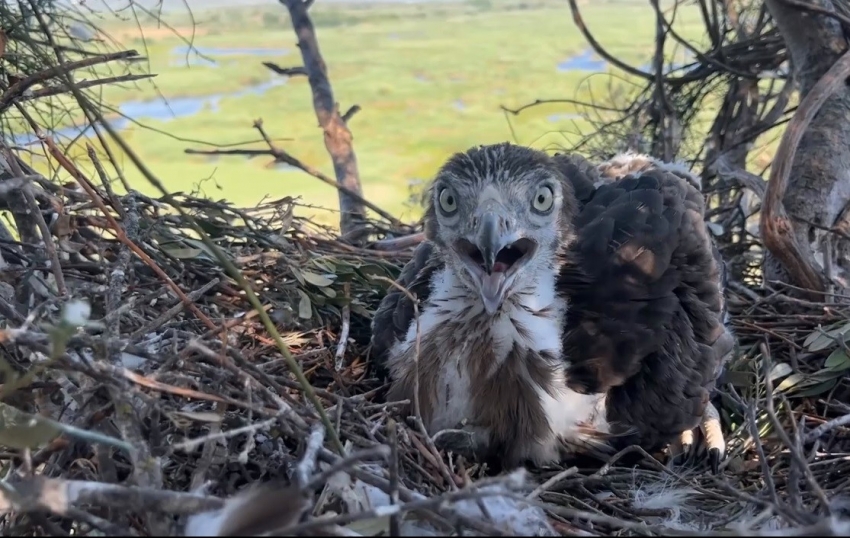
left=262, top=62, right=308, bottom=77
left=279, top=0, right=367, bottom=241
left=759, top=50, right=850, bottom=296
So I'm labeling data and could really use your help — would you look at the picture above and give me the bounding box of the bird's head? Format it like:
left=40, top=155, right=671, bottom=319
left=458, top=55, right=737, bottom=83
left=423, top=143, right=577, bottom=314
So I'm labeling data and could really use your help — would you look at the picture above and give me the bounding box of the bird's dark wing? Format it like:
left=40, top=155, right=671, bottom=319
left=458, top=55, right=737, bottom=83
left=369, top=240, right=444, bottom=379
left=552, top=153, right=601, bottom=207
left=557, top=164, right=730, bottom=450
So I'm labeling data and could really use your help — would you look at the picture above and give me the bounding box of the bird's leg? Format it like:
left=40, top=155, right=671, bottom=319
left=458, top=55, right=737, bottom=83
left=670, top=429, right=695, bottom=462
left=700, top=401, right=725, bottom=474
left=670, top=402, right=725, bottom=474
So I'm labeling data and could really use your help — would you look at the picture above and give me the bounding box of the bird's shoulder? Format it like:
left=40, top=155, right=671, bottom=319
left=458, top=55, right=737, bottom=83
left=369, top=240, right=444, bottom=376
left=552, top=152, right=601, bottom=206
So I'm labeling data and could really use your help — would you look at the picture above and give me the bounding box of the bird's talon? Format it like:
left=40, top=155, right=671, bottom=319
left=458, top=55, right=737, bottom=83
left=709, top=448, right=721, bottom=475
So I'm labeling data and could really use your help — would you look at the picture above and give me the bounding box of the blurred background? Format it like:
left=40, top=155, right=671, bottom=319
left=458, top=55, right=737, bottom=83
left=4, top=0, right=777, bottom=229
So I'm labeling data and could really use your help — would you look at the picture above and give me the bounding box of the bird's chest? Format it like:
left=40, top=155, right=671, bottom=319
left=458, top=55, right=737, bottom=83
left=420, top=302, right=565, bottom=433
left=431, top=345, right=475, bottom=432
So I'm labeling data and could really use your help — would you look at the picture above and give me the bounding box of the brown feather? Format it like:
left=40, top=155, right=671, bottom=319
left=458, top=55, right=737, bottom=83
left=185, top=483, right=310, bottom=537
left=385, top=289, right=566, bottom=468
left=555, top=152, right=734, bottom=452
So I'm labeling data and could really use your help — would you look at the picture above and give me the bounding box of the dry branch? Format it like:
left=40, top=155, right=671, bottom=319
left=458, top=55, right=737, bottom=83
left=278, top=0, right=367, bottom=241
left=759, top=50, right=850, bottom=297
left=0, top=49, right=146, bottom=113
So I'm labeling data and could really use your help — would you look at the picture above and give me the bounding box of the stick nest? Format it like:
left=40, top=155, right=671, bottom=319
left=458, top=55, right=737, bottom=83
left=1, top=150, right=849, bottom=536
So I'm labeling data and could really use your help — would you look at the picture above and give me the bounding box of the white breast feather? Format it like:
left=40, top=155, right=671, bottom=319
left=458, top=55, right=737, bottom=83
left=388, top=265, right=609, bottom=465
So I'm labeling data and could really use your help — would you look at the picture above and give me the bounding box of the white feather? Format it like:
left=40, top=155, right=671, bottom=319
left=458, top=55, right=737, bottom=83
left=389, top=264, right=608, bottom=465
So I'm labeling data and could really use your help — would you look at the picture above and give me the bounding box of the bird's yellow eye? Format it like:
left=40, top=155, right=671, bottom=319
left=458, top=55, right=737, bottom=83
left=438, top=187, right=458, bottom=214
left=532, top=185, right=554, bottom=213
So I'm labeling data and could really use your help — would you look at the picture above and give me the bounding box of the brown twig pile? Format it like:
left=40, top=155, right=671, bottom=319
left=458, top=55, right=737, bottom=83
left=0, top=123, right=849, bottom=535
left=0, top=1, right=849, bottom=536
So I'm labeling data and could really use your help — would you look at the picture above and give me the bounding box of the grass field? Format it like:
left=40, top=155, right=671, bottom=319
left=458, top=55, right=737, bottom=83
left=15, top=0, right=715, bottom=226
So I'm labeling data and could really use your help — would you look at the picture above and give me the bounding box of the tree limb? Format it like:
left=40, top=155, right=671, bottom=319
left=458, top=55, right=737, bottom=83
left=759, top=48, right=850, bottom=296
left=0, top=476, right=223, bottom=517
left=279, top=0, right=367, bottom=241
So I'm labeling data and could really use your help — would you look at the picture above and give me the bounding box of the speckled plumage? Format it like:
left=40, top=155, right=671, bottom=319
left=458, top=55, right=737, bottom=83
left=370, top=143, right=734, bottom=471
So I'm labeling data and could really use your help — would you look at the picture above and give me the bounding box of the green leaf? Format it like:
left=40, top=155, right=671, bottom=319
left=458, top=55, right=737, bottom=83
left=290, top=266, right=306, bottom=287
left=775, top=373, right=809, bottom=394
left=297, top=290, right=312, bottom=320
left=171, top=411, right=223, bottom=423
left=825, top=348, right=850, bottom=371
left=344, top=516, right=390, bottom=536
left=359, top=264, right=393, bottom=280
left=164, top=247, right=203, bottom=259
left=0, top=403, right=60, bottom=449
left=312, top=259, right=337, bottom=274
left=302, top=271, right=335, bottom=287
left=184, top=238, right=221, bottom=260
left=805, top=322, right=850, bottom=352
left=350, top=302, right=373, bottom=318
left=768, top=362, right=793, bottom=383
left=810, top=368, right=848, bottom=382
left=795, top=378, right=840, bottom=398
left=803, top=325, right=832, bottom=348
left=0, top=355, right=16, bottom=384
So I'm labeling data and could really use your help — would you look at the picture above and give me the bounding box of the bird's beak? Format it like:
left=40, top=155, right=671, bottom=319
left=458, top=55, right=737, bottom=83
left=455, top=211, right=537, bottom=315
left=477, top=211, right=502, bottom=274
left=472, top=211, right=507, bottom=314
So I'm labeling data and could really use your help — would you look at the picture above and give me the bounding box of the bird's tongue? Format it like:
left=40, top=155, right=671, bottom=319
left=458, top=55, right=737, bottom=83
left=480, top=270, right=506, bottom=304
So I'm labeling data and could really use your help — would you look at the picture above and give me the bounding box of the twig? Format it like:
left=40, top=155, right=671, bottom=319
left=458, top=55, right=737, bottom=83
left=0, top=49, right=144, bottom=112
left=262, top=62, right=307, bottom=76
left=371, top=232, right=426, bottom=251
left=129, top=278, right=220, bottom=341
left=387, top=418, right=401, bottom=537
left=42, top=136, right=220, bottom=332
left=172, top=416, right=279, bottom=454
left=1, top=145, right=67, bottom=297
left=0, top=476, right=223, bottom=516
left=297, top=425, right=326, bottom=489
left=254, top=119, right=402, bottom=227
left=760, top=343, right=832, bottom=516
left=316, top=446, right=507, bottom=535
left=334, top=282, right=350, bottom=372
left=527, top=466, right=579, bottom=500
left=805, top=413, right=850, bottom=444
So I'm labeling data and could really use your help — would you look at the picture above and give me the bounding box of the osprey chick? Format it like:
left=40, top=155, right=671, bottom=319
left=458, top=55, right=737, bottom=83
left=371, top=143, right=733, bottom=472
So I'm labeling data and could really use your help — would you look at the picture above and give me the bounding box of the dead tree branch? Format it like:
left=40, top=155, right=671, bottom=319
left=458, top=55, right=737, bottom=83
left=262, top=62, right=307, bottom=77
left=759, top=49, right=850, bottom=297
left=278, top=0, right=367, bottom=241
left=760, top=0, right=850, bottom=296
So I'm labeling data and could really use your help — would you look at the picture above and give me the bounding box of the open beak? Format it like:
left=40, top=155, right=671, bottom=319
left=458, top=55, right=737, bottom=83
left=455, top=212, right=537, bottom=314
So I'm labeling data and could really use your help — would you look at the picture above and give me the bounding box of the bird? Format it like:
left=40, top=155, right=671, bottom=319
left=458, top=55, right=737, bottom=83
left=369, top=142, right=735, bottom=473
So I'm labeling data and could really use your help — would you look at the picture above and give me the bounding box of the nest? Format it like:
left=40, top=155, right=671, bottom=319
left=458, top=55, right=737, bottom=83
left=0, top=143, right=849, bottom=537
